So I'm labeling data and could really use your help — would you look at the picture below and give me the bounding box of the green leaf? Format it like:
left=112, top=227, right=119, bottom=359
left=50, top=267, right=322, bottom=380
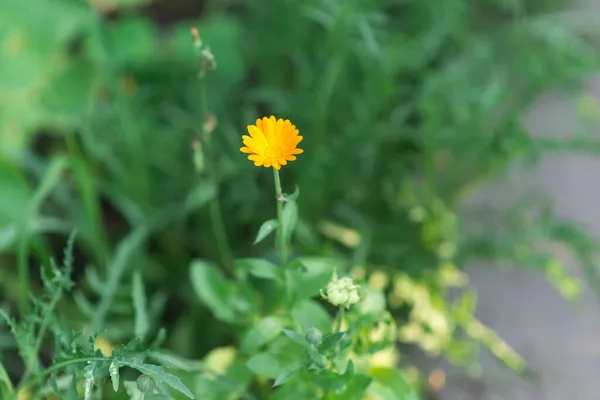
left=319, top=332, right=345, bottom=353
left=41, top=59, right=94, bottom=126
left=106, top=16, right=157, bottom=67
left=241, top=316, right=284, bottom=352
left=368, top=367, right=416, bottom=400
left=149, top=350, right=203, bottom=372
left=17, top=156, right=68, bottom=311
left=273, top=363, right=302, bottom=387
left=329, top=374, right=372, bottom=400
left=292, top=300, right=332, bottom=332
left=314, top=360, right=355, bottom=391
left=282, top=200, right=298, bottom=244
left=285, top=185, right=300, bottom=202
left=184, top=181, right=216, bottom=212
left=132, top=271, right=149, bottom=340
left=289, top=257, right=335, bottom=301
left=190, top=260, right=235, bottom=322
left=118, top=359, right=194, bottom=399
left=0, top=361, right=14, bottom=396
left=0, top=160, right=30, bottom=227
left=246, top=353, right=280, bottom=378
left=146, top=395, right=174, bottom=400
left=235, top=258, right=280, bottom=280
left=92, top=226, right=149, bottom=330
left=254, top=219, right=278, bottom=245
left=282, top=329, right=305, bottom=345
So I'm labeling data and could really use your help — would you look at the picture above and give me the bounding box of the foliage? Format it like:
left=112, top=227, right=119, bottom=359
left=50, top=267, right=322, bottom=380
left=0, top=0, right=599, bottom=398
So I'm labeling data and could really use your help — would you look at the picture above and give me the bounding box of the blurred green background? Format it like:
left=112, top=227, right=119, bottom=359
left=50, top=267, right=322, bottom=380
left=1, top=0, right=600, bottom=397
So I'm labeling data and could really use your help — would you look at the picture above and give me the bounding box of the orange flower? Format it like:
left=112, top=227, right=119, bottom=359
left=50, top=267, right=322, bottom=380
left=240, top=116, right=303, bottom=169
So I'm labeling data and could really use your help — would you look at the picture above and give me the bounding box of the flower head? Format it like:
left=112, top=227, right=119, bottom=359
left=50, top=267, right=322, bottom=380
left=240, top=116, right=303, bottom=169
left=321, top=270, right=361, bottom=309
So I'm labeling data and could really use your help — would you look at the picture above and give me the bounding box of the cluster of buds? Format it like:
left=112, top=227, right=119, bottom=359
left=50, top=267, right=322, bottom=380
left=321, top=269, right=361, bottom=309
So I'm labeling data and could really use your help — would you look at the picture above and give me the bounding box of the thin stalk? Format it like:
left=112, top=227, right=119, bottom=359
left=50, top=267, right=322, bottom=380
left=273, top=168, right=294, bottom=308
left=335, top=306, right=345, bottom=334
left=17, top=235, right=30, bottom=315
left=0, top=361, right=14, bottom=394
left=23, top=290, right=62, bottom=380
left=272, top=168, right=287, bottom=266
left=197, top=72, right=234, bottom=274
left=18, top=357, right=105, bottom=393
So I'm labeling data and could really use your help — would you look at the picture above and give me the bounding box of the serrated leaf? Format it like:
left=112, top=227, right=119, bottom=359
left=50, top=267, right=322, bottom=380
left=118, top=359, right=194, bottom=399
left=282, top=329, right=305, bottom=345
left=190, top=260, right=235, bottom=322
left=241, top=316, right=284, bottom=352
left=273, top=362, right=302, bottom=387
left=282, top=200, right=298, bottom=244
left=254, top=219, right=278, bottom=245
left=235, top=258, right=280, bottom=280
left=132, top=271, right=149, bottom=339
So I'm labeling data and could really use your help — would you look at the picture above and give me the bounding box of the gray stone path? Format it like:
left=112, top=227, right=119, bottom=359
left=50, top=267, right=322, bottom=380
left=440, top=78, right=600, bottom=399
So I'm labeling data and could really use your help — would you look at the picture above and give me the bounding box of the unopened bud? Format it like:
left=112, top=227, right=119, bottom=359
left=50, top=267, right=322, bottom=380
left=305, top=328, right=323, bottom=345
left=136, top=375, right=155, bottom=394
left=315, top=354, right=328, bottom=369
left=190, top=27, right=202, bottom=48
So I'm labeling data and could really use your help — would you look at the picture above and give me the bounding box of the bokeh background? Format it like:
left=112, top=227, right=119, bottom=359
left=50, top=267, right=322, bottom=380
left=2, top=0, right=600, bottom=399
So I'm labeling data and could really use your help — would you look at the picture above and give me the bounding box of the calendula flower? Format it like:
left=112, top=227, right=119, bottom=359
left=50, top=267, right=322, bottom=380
left=240, top=116, right=303, bottom=169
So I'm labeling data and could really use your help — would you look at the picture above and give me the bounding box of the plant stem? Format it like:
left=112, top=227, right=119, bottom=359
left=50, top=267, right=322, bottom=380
left=23, top=290, right=62, bottom=380
left=19, top=357, right=105, bottom=393
left=0, top=361, right=14, bottom=394
left=272, top=168, right=287, bottom=266
left=197, top=72, right=234, bottom=275
left=335, top=306, right=345, bottom=334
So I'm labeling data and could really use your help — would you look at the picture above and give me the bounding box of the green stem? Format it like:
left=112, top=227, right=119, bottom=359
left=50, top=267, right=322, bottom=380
left=18, top=357, right=105, bottom=393
left=273, top=168, right=294, bottom=308
left=272, top=168, right=287, bottom=266
left=335, top=307, right=345, bottom=334
left=17, top=233, right=30, bottom=315
left=23, top=290, right=62, bottom=380
left=198, top=72, right=234, bottom=274
left=0, top=361, right=14, bottom=394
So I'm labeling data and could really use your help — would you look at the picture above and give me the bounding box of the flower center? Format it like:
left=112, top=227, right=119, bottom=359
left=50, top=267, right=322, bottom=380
left=265, top=146, right=279, bottom=158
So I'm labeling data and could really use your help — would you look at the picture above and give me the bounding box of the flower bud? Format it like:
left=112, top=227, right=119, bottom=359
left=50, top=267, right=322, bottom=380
left=322, top=273, right=361, bottom=309
left=136, top=375, right=155, bottom=394
left=305, top=328, right=323, bottom=345
left=315, top=354, right=328, bottom=369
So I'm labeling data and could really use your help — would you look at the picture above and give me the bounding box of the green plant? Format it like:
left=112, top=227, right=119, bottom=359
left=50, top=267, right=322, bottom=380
left=1, top=0, right=600, bottom=398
